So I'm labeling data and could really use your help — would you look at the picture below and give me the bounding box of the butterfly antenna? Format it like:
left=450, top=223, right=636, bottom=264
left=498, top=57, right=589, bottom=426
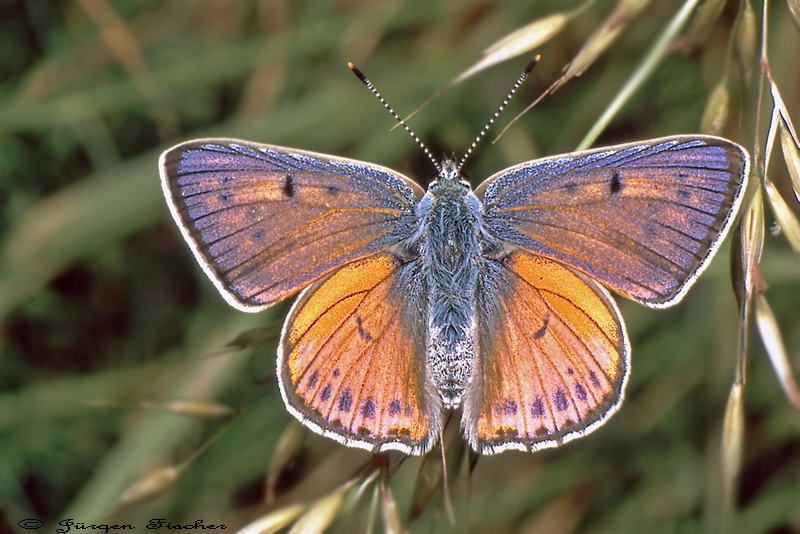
left=456, top=55, right=539, bottom=172
left=349, top=62, right=442, bottom=174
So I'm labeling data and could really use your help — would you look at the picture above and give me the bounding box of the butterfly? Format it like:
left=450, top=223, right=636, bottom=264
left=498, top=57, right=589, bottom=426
left=160, top=131, right=748, bottom=455
left=159, top=57, right=748, bottom=456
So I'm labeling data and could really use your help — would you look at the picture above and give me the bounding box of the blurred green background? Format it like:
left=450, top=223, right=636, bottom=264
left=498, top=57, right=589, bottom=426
left=1, top=0, right=799, bottom=532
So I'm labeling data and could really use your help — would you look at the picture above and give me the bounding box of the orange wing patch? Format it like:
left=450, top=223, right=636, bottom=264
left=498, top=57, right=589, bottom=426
left=464, top=250, right=629, bottom=454
left=278, top=253, right=438, bottom=454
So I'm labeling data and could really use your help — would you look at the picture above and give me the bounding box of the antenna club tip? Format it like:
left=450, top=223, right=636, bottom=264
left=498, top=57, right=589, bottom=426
left=348, top=62, right=368, bottom=82
left=524, top=55, right=541, bottom=74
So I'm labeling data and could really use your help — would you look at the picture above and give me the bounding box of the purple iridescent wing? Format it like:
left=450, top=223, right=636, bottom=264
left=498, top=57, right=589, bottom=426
left=476, top=136, right=749, bottom=307
left=160, top=139, right=424, bottom=312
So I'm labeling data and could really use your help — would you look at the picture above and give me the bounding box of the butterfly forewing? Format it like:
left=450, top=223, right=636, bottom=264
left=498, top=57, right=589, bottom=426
left=278, top=252, right=439, bottom=454
left=477, top=136, right=748, bottom=307
left=464, top=250, right=629, bottom=454
left=160, top=140, right=424, bottom=311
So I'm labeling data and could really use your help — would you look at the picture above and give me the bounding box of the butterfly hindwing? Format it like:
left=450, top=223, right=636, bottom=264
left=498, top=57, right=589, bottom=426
left=477, top=136, right=748, bottom=307
left=278, top=252, right=439, bottom=454
left=463, top=249, right=629, bottom=454
left=160, top=139, right=424, bottom=311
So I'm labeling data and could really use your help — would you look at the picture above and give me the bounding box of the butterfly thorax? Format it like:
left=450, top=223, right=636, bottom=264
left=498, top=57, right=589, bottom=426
left=421, top=162, right=482, bottom=408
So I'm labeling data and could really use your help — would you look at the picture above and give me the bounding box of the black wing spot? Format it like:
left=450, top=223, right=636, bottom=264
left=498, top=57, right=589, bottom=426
left=575, top=382, right=588, bottom=401
left=307, top=371, right=319, bottom=388
left=327, top=185, right=339, bottom=196
left=320, top=384, right=331, bottom=401
left=589, top=371, right=602, bottom=389
left=502, top=399, right=518, bottom=415
left=533, top=314, right=550, bottom=339
left=531, top=397, right=545, bottom=417
left=219, top=192, right=231, bottom=202
left=564, top=181, right=578, bottom=193
left=610, top=171, right=623, bottom=195
left=361, top=397, right=376, bottom=418
left=282, top=173, right=295, bottom=198
left=356, top=316, right=373, bottom=342
left=554, top=387, right=569, bottom=411
left=389, top=399, right=402, bottom=415
left=338, top=388, right=352, bottom=412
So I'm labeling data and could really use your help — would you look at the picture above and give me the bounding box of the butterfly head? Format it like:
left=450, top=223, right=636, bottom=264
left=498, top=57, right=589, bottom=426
left=428, top=158, right=471, bottom=197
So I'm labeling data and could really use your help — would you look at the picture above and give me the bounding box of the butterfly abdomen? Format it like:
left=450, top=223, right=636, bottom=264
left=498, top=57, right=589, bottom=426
left=422, top=180, right=482, bottom=408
